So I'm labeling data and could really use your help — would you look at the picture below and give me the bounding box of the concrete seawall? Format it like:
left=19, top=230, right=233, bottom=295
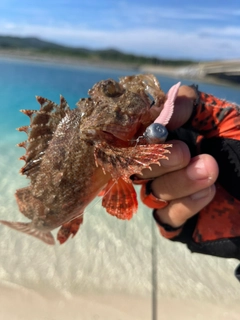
left=140, top=60, right=240, bottom=85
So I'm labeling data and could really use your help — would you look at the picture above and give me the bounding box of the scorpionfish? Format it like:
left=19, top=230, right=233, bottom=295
left=0, top=74, right=178, bottom=245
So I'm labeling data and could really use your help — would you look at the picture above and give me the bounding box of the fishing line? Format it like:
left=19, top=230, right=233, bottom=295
left=152, top=210, right=158, bottom=320
left=67, top=138, right=140, bottom=224
left=126, top=136, right=159, bottom=320
left=67, top=178, right=118, bottom=223
left=75, top=116, right=159, bottom=319
left=131, top=134, right=159, bottom=320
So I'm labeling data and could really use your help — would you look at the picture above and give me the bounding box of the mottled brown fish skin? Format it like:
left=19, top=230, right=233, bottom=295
left=0, top=75, right=170, bottom=244
left=31, top=108, right=111, bottom=230
left=31, top=77, right=160, bottom=230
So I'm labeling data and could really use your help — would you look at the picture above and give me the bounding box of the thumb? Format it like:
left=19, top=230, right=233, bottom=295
left=167, top=85, right=197, bottom=131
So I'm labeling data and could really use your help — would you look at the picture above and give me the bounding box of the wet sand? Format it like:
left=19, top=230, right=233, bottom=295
left=1, top=284, right=240, bottom=320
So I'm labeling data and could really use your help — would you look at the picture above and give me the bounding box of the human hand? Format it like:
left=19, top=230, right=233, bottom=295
left=136, top=86, right=240, bottom=281
left=139, top=85, right=219, bottom=230
left=138, top=85, right=240, bottom=278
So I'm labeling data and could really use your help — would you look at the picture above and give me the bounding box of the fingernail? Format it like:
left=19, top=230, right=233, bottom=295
left=186, top=158, right=209, bottom=180
left=191, top=185, right=214, bottom=200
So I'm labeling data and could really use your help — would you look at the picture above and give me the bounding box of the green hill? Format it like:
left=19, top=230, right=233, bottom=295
left=0, top=35, right=195, bottom=66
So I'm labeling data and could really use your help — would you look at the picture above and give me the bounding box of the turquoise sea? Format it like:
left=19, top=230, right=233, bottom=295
left=1, top=58, right=240, bottom=319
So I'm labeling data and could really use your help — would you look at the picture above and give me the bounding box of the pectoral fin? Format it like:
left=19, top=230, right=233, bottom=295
left=95, top=143, right=171, bottom=182
left=101, top=177, right=138, bottom=220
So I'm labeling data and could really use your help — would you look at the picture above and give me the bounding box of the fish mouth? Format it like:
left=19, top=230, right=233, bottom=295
left=100, top=118, right=147, bottom=143
left=100, top=130, right=135, bottom=147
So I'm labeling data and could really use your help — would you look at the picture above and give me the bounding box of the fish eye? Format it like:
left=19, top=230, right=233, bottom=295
left=102, top=80, right=124, bottom=97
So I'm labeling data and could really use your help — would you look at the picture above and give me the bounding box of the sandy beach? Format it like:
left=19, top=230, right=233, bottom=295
left=1, top=275, right=240, bottom=320
left=1, top=183, right=240, bottom=320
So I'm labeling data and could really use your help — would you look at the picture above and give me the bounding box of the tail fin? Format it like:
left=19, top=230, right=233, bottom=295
left=0, top=221, right=55, bottom=245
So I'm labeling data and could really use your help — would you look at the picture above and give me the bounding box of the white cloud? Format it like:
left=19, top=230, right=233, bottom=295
left=0, top=21, right=240, bottom=60
left=2, top=22, right=16, bottom=30
left=198, top=26, right=240, bottom=37
left=112, top=3, right=231, bottom=25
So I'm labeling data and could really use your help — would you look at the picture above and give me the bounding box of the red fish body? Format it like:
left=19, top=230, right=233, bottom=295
left=0, top=75, right=172, bottom=245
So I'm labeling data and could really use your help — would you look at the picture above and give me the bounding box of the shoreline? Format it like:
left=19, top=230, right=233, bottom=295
left=0, top=50, right=238, bottom=87
left=0, top=49, right=139, bottom=71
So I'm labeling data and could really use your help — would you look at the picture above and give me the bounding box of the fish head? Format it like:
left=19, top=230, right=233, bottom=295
left=79, top=78, right=157, bottom=144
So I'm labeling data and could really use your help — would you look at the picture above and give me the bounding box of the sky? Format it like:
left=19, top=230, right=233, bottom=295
left=1, top=0, right=240, bottom=61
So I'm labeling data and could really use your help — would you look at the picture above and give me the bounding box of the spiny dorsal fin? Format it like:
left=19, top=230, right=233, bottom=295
left=19, top=155, right=26, bottom=161
left=18, top=96, right=70, bottom=179
left=17, top=125, right=29, bottom=133
left=17, top=141, right=27, bottom=149
left=20, top=109, right=37, bottom=117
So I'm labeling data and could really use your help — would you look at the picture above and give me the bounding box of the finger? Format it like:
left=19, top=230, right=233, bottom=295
left=139, top=140, right=191, bottom=179
left=151, top=154, right=219, bottom=201
left=154, top=184, right=216, bottom=228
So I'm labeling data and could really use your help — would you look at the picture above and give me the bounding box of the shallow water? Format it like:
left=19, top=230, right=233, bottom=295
left=0, top=58, right=240, bottom=319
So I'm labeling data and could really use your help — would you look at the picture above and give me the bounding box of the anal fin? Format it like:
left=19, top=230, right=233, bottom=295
left=57, top=216, right=83, bottom=244
left=0, top=221, right=55, bottom=245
